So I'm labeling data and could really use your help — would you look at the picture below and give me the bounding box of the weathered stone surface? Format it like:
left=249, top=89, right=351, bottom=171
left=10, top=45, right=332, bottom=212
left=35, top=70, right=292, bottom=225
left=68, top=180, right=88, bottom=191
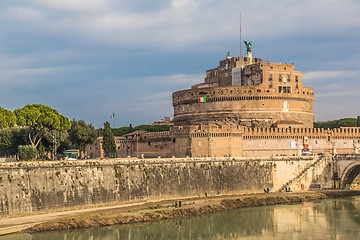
left=0, top=157, right=331, bottom=217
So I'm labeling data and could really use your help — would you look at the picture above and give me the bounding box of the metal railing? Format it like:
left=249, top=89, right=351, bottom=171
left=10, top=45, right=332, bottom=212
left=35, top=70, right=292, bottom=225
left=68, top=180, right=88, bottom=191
left=333, top=154, right=360, bottom=161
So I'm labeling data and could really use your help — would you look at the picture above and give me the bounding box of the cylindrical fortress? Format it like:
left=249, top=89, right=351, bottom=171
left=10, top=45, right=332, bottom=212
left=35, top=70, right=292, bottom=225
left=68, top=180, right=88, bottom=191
left=173, top=85, right=314, bottom=128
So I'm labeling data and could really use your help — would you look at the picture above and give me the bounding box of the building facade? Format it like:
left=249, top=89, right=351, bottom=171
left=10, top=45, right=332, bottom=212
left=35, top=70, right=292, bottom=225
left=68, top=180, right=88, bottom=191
left=88, top=53, right=359, bottom=159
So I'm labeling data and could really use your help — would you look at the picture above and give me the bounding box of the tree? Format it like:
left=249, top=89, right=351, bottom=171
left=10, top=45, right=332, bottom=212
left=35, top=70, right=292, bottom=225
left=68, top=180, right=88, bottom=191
left=14, top=104, right=71, bottom=148
left=0, top=127, right=29, bottom=157
left=11, top=127, right=30, bottom=154
left=68, top=119, right=97, bottom=159
left=357, top=116, right=360, bottom=127
left=314, top=118, right=357, bottom=129
left=102, top=121, right=116, bottom=158
left=42, top=130, right=70, bottom=159
left=112, top=124, right=171, bottom=136
left=0, top=106, right=16, bottom=129
left=18, top=145, right=37, bottom=161
left=128, top=124, right=133, bottom=133
left=134, top=124, right=171, bottom=132
left=0, top=129, right=13, bottom=157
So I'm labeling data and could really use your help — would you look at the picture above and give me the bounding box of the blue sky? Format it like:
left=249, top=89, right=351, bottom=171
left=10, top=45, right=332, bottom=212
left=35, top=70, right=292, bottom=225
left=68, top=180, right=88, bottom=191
left=0, top=0, right=359, bottom=128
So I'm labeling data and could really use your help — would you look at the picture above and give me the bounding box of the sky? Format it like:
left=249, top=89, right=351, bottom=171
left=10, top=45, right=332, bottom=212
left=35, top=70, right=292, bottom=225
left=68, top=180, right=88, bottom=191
left=0, top=0, right=359, bottom=128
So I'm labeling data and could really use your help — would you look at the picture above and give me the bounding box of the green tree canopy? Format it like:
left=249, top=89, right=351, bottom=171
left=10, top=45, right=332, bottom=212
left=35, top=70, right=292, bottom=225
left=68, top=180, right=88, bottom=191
left=0, top=106, right=16, bottom=129
left=111, top=124, right=171, bottom=136
left=314, top=118, right=357, bottom=129
left=69, top=119, right=97, bottom=159
left=42, top=130, right=70, bottom=159
left=102, top=121, right=116, bottom=157
left=0, top=127, right=29, bottom=157
left=18, top=145, right=38, bottom=161
left=14, top=104, right=71, bottom=148
left=0, top=129, right=13, bottom=157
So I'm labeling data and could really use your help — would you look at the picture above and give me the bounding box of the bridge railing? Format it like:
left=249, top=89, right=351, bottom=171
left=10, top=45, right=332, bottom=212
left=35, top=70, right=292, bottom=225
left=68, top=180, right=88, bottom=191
left=334, top=154, right=360, bottom=161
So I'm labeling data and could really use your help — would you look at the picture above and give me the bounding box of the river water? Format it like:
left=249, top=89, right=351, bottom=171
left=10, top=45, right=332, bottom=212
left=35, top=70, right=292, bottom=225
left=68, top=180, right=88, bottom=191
left=2, top=197, right=360, bottom=240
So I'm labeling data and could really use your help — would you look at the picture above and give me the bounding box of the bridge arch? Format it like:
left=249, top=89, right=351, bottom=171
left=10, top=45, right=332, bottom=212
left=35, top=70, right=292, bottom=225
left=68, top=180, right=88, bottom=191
left=341, top=161, right=360, bottom=188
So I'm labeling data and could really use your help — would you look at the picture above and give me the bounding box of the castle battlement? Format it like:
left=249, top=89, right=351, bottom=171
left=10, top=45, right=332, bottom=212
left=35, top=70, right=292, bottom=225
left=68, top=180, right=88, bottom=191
left=173, top=85, right=314, bottom=106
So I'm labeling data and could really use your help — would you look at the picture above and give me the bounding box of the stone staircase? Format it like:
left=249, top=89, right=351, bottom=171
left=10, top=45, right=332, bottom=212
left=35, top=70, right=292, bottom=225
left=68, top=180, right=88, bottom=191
left=278, top=156, right=329, bottom=191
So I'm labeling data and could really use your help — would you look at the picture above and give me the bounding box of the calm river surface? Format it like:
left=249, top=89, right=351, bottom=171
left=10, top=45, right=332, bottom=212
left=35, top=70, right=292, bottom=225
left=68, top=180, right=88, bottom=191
left=2, top=197, right=360, bottom=240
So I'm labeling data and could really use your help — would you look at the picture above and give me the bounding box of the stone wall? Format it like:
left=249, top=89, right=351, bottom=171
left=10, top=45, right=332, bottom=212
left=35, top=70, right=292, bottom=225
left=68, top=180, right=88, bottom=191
left=87, top=126, right=360, bottom=159
left=135, top=136, right=172, bottom=158
left=0, top=156, right=332, bottom=217
left=172, top=85, right=314, bottom=128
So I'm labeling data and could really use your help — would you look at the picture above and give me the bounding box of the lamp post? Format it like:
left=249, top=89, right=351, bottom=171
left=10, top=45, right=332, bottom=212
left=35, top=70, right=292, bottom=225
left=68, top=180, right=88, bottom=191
left=53, top=131, right=57, bottom=160
left=136, top=133, right=139, bottom=159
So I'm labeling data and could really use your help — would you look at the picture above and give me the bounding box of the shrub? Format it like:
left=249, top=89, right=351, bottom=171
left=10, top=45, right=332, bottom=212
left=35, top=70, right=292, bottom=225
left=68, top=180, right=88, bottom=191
left=18, top=145, right=38, bottom=160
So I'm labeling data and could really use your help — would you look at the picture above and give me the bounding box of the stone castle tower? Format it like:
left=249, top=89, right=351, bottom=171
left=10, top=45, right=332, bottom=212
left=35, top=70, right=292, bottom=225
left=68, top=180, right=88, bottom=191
left=172, top=53, right=314, bottom=128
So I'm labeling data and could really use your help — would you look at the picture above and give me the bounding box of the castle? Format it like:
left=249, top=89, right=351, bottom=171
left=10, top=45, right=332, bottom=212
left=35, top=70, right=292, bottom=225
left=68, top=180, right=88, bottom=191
left=87, top=47, right=360, bottom=159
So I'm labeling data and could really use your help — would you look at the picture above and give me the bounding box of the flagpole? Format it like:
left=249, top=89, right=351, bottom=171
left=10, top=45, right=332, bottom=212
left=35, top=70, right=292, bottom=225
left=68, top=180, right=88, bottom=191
left=240, top=12, right=242, bottom=57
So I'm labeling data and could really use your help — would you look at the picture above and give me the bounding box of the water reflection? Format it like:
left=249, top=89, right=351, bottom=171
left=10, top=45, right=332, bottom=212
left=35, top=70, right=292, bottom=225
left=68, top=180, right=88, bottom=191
left=3, top=197, right=360, bottom=240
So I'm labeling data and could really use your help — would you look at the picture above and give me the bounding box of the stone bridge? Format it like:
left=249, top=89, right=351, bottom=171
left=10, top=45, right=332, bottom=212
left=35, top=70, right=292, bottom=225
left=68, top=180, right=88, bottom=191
left=333, top=154, right=360, bottom=188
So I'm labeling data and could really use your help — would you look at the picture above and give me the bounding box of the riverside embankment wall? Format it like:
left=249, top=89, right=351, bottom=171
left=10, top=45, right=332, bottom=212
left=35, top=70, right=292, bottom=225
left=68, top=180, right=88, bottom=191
left=0, top=156, right=331, bottom=217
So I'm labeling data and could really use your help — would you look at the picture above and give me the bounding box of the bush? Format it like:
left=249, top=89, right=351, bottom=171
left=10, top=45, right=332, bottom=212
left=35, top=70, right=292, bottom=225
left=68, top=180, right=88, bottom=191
left=18, top=145, right=38, bottom=160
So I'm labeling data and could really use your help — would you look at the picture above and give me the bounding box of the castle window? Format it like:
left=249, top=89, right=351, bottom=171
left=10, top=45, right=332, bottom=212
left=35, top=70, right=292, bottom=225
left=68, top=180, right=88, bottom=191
left=279, top=74, right=282, bottom=82
left=270, top=67, right=273, bottom=69
left=269, top=74, right=273, bottom=81
left=278, top=86, right=292, bottom=93
left=296, top=84, right=299, bottom=89
left=269, top=82, right=273, bottom=88
left=295, top=76, right=298, bottom=82
left=287, top=75, right=290, bottom=82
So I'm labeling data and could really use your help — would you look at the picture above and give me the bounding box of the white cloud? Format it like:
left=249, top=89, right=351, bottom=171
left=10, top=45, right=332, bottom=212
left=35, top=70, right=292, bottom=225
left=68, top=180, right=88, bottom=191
left=142, top=74, right=203, bottom=86
left=93, top=13, right=148, bottom=31
left=0, top=66, right=85, bottom=91
left=34, top=0, right=110, bottom=12
left=7, top=7, right=44, bottom=21
left=4, top=0, right=358, bottom=51
left=317, top=89, right=360, bottom=98
left=302, top=70, right=358, bottom=81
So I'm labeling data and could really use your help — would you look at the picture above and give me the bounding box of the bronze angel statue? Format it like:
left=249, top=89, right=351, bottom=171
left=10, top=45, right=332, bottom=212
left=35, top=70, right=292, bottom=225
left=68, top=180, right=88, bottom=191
left=244, top=41, right=252, bottom=53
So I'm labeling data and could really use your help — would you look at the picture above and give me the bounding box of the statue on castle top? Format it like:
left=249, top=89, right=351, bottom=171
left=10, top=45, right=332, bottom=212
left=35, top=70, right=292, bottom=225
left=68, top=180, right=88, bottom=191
left=227, top=51, right=230, bottom=57
left=244, top=41, right=252, bottom=53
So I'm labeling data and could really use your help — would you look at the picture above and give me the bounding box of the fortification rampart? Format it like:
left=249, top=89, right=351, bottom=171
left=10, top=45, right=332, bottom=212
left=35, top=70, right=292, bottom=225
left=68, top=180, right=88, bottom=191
left=135, top=131, right=172, bottom=158
left=173, top=85, right=314, bottom=128
left=173, top=85, right=314, bottom=106
left=88, top=126, right=360, bottom=158
left=0, top=156, right=331, bottom=217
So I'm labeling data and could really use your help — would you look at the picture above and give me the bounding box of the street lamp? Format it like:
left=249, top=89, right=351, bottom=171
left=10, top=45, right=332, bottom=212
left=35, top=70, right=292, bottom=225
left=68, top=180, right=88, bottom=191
left=53, top=131, right=57, bottom=160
